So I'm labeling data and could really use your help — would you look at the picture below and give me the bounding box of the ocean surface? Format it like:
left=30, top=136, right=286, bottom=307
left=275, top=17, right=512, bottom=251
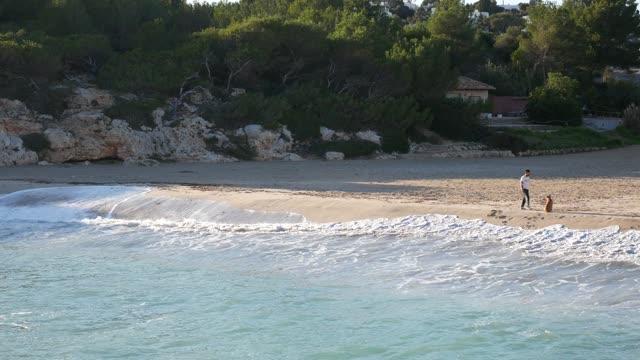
left=1, top=186, right=639, bottom=359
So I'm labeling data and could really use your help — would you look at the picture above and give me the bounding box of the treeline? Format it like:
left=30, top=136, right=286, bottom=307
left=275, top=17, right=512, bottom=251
left=1, top=0, right=640, bottom=149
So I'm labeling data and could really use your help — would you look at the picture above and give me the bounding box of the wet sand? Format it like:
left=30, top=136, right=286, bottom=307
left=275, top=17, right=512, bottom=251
left=1, top=145, right=640, bottom=230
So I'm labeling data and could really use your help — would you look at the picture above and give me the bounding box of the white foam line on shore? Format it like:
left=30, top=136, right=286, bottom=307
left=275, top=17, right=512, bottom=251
left=81, top=214, right=640, bottom=266
left=106, top=187, right=152, bottom=218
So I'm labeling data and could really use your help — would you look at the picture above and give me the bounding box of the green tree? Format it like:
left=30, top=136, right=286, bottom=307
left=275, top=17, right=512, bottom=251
left=526, top=72, right=582, bottom=126
left=330, top=8, right=399, bottom=58
left=38, top=0, right=94, bottom=36
left=485, top=12, right=524, bottom=34
left=513, top=4, right=589, bottom=84
left=0, top=31, right=61, bottom=79
left=427, top=0, right=473, bottom=43
left=494, top=26, right=521, bottom=63
left=386, top=37, right=458, bottom=105
left=545, top=72, right=580, bottom=99
left=427, top=0, right=477, bottom=68
left=565, top=0, right=640, bottom=70
left=0, top=0, right=48, bottom=26
left=475, top=0, right=493, bottom=13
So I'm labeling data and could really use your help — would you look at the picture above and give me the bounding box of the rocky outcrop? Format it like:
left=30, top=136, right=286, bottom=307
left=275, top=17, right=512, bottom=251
left=320, top=127, right=335, bottom=141
left=41, top=128, right=77, bottom=163
left=324, top=151, right=345, bottom=161
left=237, top=124, right=302, bottom=161
left=44, top=111, right=234, bottom=163
left=355, top=130, right=381, bottom=145
left=0, top=134, right=38, bottom=166
left=185, top=86, right=214, bottom=105
left=0, top=99, right=43, bottom=135
left=319, top=126, right=353, bottom=141
left=151, top=116, right=232, bottom=162
left=64, top=87, right=114, bottom=114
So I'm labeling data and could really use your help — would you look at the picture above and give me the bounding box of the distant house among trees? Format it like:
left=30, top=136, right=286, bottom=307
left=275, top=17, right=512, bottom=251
left=446, top=76, right=495, bottom=102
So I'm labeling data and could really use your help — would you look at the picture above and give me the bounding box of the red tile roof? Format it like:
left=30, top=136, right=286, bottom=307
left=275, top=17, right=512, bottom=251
left=454, top=76, right=496, bottom=90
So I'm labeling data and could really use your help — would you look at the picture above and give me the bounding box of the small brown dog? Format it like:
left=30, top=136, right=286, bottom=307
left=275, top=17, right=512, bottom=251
left=544, top=195, right=553, bottom=213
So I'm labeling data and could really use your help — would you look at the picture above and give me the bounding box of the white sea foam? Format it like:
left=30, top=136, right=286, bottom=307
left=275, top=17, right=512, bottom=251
left=82, top=214, right=640, bottom=265
left=3, top=186, right=640, bottom=327
left=2, top=186, right=639, bottom=268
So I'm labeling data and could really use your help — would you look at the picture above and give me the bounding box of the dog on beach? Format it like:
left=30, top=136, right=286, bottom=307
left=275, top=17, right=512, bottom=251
left=544, top=195, right=553, bottom=213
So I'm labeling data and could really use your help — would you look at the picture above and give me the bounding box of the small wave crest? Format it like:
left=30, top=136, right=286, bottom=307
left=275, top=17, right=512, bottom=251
left=0, top=186, right=304, bottom=224
left=0, top=186, right=149, bottom=223
left=2, top=186, right=639, bottom=266
left=83, top=213, right=640, bottom=266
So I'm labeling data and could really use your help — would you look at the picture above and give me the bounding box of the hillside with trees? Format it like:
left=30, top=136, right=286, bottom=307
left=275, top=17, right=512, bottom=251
left=1, top=0, right=640, bottom=162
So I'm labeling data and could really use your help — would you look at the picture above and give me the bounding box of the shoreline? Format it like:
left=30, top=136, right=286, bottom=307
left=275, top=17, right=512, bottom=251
left=1, top=146, right=639, bottom=231
left=1, top=180, right=638, bottom=231
left=152, top=186, right=640, bottom=231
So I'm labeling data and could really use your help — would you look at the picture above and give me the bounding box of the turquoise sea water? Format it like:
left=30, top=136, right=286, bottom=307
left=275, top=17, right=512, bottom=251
left=1, top=187, right=639, bottom=359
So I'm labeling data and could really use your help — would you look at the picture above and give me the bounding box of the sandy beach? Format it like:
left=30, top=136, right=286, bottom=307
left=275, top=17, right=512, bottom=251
left=1, top=145, right=640, bottom=230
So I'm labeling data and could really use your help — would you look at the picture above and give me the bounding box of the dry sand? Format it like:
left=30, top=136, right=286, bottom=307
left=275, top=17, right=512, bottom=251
left=1, top=145, right=640, bottom=230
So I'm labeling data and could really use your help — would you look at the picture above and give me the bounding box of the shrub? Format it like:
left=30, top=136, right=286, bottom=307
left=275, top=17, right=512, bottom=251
left=0, top=76, right=72, bottom=117
left=527, top=73, right=582, bottom=126
left=364, top=96, right=432, bottom=131
left=0, top=31, right=61, bottom=79
left=381, top=128, right=410, bottom=153
left=20, top=133, right=50, bottom=153
left=483, top=131, right=528, bottom=154
left=586, top=79, right=640, bottom=113
left=280, top=86, right=363, bottom=141
left=230, top=93, right=287, bottom=130
left=310, top=140, right=379, bottom=158
left=430, top=97, right=489, bottom=140
left=104, top=98, right=165, bottom=130
left=614, top=125, right=640, bottom=144
left=210, top=93, right=289, bottom=131
left=545, top=72, right=580, bottom=98
left=623, top=103, right=640, bottom=132
left=28, top=85, right=72, bottom=117
left=225, top=135, right=257, bottom=160
left=419, top=129, right=444, bottom=144
left=97, top=47, right=199, bottom=94
left=47, top=34, right=113, bottom=74
left=526, top=87, right=582, bottom=126
left=504, top=127, right=622, bottom=151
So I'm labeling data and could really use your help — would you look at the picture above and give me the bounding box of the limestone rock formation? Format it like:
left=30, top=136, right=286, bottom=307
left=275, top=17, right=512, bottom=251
left=355, top=130, right=381, bottom=145
left=320, top=126, right=335, bottom=141
left=240, top=124, right=302, bottom=160
left=324, top=151, right=345, bottom=161
left=0, top=134, right=38, bottom=166
left=41, top=128, right=77, bottom=163
left=0, top=99, right=43, bottom=135
left=64, top=87, right=114, bottom=114
left=48, top=111, right=234, bottom=163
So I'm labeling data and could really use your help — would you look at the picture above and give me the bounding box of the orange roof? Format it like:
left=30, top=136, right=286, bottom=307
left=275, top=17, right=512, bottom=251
left=453, top=76, right=496, bottom=91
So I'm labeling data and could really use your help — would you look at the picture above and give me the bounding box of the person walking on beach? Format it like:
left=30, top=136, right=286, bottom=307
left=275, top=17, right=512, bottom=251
left=520, top=169, right=531, bottom=209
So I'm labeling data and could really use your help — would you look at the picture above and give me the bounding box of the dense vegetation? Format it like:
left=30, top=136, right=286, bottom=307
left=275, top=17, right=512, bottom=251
left=2, top=0, right=640, bottom=154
